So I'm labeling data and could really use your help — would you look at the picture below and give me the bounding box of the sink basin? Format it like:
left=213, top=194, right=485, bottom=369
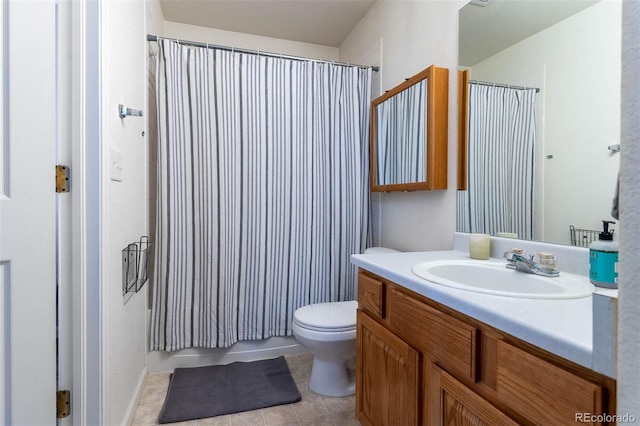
left=411, top=260, right=594, bottom=299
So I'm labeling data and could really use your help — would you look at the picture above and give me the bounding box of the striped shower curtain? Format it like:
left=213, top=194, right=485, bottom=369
left=457, top=84, right=537, bottom=239
left=150, top=39, right=372, bottom=351
left=376, top=79, right=426, bottom=184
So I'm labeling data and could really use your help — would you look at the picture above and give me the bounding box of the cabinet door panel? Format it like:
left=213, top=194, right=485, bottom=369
left=356, top=310, right=420, bottom=426
left=430, top=364, right=517, bottom=426
left=358, top=272, right=384, bottom=318
left=387, top=288, right=478, bottom=380
left=496, top=340, right=604, bottom=425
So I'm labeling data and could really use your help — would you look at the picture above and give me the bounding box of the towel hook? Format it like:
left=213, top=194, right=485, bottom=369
left=119, top=104, right=143, bottom=119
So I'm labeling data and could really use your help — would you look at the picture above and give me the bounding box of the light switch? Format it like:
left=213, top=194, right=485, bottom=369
left=111, top=149, right=123, bottom=182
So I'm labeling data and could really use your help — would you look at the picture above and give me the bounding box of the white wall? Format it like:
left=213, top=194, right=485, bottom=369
left=618, top=0, right=640, bottom=418
left=468, top=1, right=622, bottom=245
left=100, top=0, right=150, bottom=424
left=163, top=21, right=339, bottom=61
left=339, top=0, right=468, bottom=251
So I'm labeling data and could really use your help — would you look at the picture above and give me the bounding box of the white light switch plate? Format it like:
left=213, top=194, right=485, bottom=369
left=111, top=149, right=123, bottom=182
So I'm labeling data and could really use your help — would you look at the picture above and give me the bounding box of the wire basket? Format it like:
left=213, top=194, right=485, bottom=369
left=122, top=236, right=152, bottom=296
left=569, top=225, right=599, bottom=248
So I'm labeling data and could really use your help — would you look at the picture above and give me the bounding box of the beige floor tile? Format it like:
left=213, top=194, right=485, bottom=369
left=296, top=353, right=314, bottom=364
left=299, top=359, right=313, bottom=376
left=295, top=380, right=321, bottom=401
left=145, top=372, right=171, bottom=390
left=294, top=378, right=310, bottom=390
left=298, top=415, right=333, bottom=426
left=195, top=414, right=233, bottom=425
left=284, top=354, right=302, bottom=367
left=228, top=409, right=265, bottom=425
left=262, top=404, right=298, bottom=425
left=299, top=390, right=324, bottom=405
left=288, top=363, right=310, bottom=381
left=327, top=410, right=360, bottom=426
left=131, top=401, right=163, bottom=425
left=139, top=384, right=169, bottom=406
left=293, top=399, right=329, bottom=420
left=320, top=395, right=354, bottom=413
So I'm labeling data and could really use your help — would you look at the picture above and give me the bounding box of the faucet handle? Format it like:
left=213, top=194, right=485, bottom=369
left=537, top=252, right=558, bottom=272
left=503, top=248, right=524, bottom=260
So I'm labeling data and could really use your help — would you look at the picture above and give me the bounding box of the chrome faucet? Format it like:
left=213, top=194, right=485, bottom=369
left=503, top=250, right=559, bottom=277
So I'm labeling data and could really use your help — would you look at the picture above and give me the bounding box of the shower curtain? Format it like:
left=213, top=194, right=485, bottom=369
left=457, top=84, right=537, bottom=239
left=150, top=39, right=372, bottom=351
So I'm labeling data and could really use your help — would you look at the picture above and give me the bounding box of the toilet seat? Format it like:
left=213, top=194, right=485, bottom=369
left=293, top=300, right=357, bottom=332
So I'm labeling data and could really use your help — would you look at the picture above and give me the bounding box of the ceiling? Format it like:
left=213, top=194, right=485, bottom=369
left=159, top=0, right=377, bottom=47
left=459, top=0, right=599, bottom=66
left=159, top=0, right=601, bottom=61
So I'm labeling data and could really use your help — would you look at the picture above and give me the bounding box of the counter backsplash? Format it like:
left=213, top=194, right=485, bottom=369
left=453, top=232, right=590, bottom=277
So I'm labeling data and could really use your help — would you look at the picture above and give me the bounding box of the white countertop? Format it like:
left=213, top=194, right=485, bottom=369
left=351, top=249, right=615, bottom=377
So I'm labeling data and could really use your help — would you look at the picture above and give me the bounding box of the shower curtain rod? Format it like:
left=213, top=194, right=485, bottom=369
left=147, top=34, right=379, bottom=72
left=469, top=79, right=540, bottom=93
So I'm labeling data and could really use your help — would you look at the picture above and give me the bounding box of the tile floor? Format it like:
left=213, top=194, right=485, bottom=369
left=131, top=353, right=361, bottom=426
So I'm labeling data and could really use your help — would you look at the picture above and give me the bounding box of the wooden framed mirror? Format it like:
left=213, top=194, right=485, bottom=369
left=458, top=69, right=469, bottom=191
left=370, top=65, right=449, bottom=192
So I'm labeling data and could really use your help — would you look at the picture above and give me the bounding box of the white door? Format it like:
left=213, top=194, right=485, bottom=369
left=0, top=0, right=58, bottom=424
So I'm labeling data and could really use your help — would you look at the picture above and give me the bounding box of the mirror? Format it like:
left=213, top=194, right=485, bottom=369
left=371, top=65, right=449, bottom=192
left=457, top=0, right=621, bottom=246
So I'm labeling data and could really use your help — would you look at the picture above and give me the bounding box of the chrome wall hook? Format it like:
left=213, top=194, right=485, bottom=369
left=118, top=104, right=143, bottom=119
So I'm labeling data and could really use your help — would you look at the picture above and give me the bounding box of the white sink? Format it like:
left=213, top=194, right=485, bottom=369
left=411, top=260, right=594, bottom=299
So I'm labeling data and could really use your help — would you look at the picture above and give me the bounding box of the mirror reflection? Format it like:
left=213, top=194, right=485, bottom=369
left=371, top=65, right=449, bottom=192
left=457, top=0, right=621, bottom=246
left=375, top=79, right=426, bottom=186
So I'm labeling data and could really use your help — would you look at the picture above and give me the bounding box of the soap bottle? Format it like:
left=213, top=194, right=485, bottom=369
left=589, top=220, right=619, bottom=289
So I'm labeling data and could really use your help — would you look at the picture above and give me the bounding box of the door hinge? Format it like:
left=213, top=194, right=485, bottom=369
left=56, top=165, right=70, bottom=193
left=56, top=390, right=70, bottom=418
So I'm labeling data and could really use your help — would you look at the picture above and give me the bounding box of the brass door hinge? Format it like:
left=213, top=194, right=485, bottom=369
left=56, top=165, right=70, bottom=193
left=56, top=390, right=70, bottom=418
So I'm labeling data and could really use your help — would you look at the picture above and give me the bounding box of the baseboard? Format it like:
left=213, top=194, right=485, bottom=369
left=121, top=367, right=148, bottom=426
left=146, top=336, right=306, bottom=373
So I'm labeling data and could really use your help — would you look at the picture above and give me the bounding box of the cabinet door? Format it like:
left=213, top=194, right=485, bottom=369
left=496, top=340, right=605, bottom=425
left=356, top=310, right=420, bottom=426
left=429, top=364, right=517, bottom=426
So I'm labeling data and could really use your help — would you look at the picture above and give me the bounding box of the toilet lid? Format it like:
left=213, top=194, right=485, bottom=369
left=294, top=300, right=357, bottom=332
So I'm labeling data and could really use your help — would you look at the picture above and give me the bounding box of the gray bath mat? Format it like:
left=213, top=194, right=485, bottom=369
left=158, top=356, right=301, bottom=424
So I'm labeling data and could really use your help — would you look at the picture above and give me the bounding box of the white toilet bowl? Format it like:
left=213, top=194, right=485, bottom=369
left=292, top=300, right=358, bottom=397
left=292, top=247, right=399, bottom=397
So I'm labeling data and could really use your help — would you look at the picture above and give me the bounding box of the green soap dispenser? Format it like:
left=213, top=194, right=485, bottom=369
left=589, top=220, right=618, bottom=288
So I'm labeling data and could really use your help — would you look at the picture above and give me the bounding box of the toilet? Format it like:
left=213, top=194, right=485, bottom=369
left=292, top=246, right=398, bottom=397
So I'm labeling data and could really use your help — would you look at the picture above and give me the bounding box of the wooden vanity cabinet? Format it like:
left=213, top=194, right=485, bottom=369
left=356, top=270, right=616, bottom=426
left=356, top=311, right=420, bottom=426
left=428, top=364, right=518, bottom=426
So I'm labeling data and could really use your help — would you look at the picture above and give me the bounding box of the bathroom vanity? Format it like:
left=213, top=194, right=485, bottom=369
left=352, top=250, right=617, bottom=426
